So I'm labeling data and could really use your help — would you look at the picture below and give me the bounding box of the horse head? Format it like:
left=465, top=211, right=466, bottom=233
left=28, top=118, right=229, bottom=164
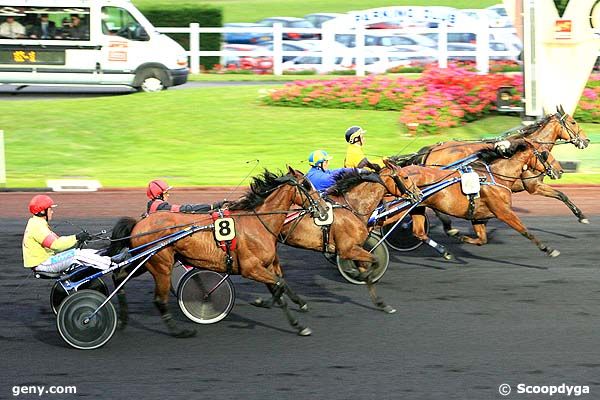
left=285, top=166, right=328, bottom=218
left=555, top=105, right=590, bottom=149
left=523, top=138, right=564, bottom=180
left=382, top=158, right=423, bottom=203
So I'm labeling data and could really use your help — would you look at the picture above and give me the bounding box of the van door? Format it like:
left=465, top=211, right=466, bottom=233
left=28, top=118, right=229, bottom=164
left=98, top=6, right=151, bottom=85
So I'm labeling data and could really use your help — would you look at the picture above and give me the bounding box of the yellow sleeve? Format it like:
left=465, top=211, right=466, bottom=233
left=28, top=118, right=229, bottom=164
left=49, top=235, right=77, bottom=252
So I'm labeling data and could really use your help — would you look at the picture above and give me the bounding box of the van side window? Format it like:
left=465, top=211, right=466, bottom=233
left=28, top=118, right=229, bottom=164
left=101, top=7, right=148, bottom=41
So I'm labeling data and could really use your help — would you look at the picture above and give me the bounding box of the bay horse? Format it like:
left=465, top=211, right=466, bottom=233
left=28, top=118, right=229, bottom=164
left=386, top=138, right=564, bottom=258
left=260, top=159, right=422, bottom=314
left=399, top=107, right=590, bottom=237
left=107, top=167, right=326, bottom=337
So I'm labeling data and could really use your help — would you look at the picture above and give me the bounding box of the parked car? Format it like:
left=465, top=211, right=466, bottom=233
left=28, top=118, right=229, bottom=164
left=460, top=8, right=512, bottom=28
left=446, top=42, right=519, bottom=62
left=335, top=32, right=437, bottom=49
left=223, top=23, right=272, bottom=44
left=258, top=40, right=318, bottom=62
left=257, top=17, right=318, bottom=40
left=220, top=44, right=272, bottom=72
left=304, top=12, right=344, bottom=28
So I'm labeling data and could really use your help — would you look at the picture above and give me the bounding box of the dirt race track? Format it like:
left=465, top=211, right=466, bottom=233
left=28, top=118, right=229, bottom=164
left=0, top=186, right=599, bottom=400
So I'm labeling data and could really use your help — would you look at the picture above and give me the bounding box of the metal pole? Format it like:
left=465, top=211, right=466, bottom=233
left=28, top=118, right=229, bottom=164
left=190, top=22, right=200, bottom=74
left=355, top=25, right=365, bottom=76
left=273, top=23, right=283, bottom=76
left=438, top=22, right=448, bottom=69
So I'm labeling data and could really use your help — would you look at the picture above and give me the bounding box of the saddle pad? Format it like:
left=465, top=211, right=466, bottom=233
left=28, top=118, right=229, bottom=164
left=460, top=171, right=481, bottom=195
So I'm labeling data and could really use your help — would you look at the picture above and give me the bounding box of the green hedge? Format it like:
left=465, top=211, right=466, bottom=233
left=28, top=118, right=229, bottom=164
left=139, top=4, right=222, bottom=70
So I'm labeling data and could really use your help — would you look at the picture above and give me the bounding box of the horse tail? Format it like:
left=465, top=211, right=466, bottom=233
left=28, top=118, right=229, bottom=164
left=107, top=216, right=137, bottom=256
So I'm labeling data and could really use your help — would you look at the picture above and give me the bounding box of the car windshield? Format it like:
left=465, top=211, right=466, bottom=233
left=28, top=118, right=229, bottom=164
left=289, top=20, right=313, bottom=28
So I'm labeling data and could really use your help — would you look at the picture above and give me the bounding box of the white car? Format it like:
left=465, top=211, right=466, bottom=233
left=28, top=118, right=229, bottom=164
left=486, top=4, right=514, bottom=27
left=460, top=8, right=512, bottom=28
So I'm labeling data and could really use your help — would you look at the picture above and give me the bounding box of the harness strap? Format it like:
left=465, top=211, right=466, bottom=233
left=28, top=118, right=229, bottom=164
left=321, top=224, right=331, bottom=254
left=466, top=194, right=476, bottom=220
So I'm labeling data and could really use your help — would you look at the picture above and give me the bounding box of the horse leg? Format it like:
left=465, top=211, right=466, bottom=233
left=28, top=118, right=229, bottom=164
left=253, top=255, right=308, bottom=311
left=526, top=182, right=589, bottom=224
left=412, top=213, right=454, bottom=260
left=490, top=203, right=560, bottom=257
left=459, top=221, right=488, bottom=246
left=152, top=271, right=196, bottom=338
left=434, top=209, right=459, bottom=237
left=112, top=271, right=129, bottom=330
left=340, top=243, right=395, bottom=314
left=244, top=267, right=311, bottom=335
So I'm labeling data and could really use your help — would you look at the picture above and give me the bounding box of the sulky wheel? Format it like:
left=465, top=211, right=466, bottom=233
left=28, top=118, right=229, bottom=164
left=381, top=213, right=429, bottom=252
left=50, top=278, right=109, bottom=315
left=177, top=270, right=235, bottom=325
left=336, top=233, right=390, bottom=285
left=56, top=289, right=117, bottom=350
left=170, top=261, right=192, bottom=295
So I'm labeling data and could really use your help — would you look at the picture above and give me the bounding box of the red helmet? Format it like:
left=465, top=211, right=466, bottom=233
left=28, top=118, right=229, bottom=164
left=146, top=179, right=172, bottom=200
left=29, top=194, right=57, bottom=214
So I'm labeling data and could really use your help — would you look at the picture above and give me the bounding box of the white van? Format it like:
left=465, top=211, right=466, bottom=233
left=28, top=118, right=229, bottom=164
left=0, top=0, right=188, bottom=91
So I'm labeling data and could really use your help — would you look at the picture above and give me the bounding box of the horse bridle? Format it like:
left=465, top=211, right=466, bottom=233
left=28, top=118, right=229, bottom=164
left=381, top=166, right=422, bottom=203
left=271, top=175, right=326, bottom=219
left=556, top=110, right=587, bottom=148
left=525, top=138, right=561, bottom=179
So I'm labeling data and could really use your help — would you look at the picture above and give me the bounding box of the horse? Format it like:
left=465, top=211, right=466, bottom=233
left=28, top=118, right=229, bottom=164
left=385, top=138, right=564, bottom=258
left=260, top=159, right=422, bottom=314
left=397, top=107, right=590, bottom=237
left=107, top=167, right=326, bottom=337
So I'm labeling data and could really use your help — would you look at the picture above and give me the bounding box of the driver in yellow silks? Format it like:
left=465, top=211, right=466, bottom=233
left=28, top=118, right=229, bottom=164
left=343, top=126, right=383, bottom=170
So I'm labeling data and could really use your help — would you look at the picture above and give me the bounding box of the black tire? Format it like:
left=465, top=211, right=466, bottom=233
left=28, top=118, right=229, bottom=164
left=136, top=68, right=168, bottom=92
left=50, top=278, right=109, bottom=315
left=382, top=214, right=429, bottom=252
left=56, top=289, right=117, bottom=350
left=177, top=270, right=235, bottom=324
left=336, top=234, right=390, bottom=285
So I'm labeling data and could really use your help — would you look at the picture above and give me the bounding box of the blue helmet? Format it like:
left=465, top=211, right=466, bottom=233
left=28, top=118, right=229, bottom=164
left=308, top=150, right=333, bottom=166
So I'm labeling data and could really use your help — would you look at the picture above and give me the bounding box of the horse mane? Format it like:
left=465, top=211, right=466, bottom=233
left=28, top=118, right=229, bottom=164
left=326, top=169, right=383, bottom=196
left=477, top=140, right=529, bottom=164
left=107, top=216, right=138, bottom=256
left=505, top=114, right=553, bottom=138
left=389, top=144, right=433, bottom=166
left=228, top=169, right=290, bottom=211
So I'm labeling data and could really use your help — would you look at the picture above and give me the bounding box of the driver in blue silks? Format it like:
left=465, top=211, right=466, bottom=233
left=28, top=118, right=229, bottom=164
left=305, top=150, right=354, bottom=192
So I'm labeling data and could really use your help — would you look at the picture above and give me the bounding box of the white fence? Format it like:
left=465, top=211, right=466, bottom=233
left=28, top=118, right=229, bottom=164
left=157, top=22, right=521, bottom=75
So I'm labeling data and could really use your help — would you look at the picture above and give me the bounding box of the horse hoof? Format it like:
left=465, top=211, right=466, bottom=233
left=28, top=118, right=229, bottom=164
left=579, top=218, right=590, bottom=224
left=173, top=328, right=197, bottom=338
left=117, top=319, right=128, bottom=331
left=442, top=252, right=454, bottom=261
left=446, top=228, right=460, bottom=237
left=547, top=249, right=560, bottom=258
left=299, top=303, right=309, bottom=312
left=251, top=298, right=270, bottom=308
left=382, top=305, right=397, bottom=314
left=298, top=327, right=312, bottom=336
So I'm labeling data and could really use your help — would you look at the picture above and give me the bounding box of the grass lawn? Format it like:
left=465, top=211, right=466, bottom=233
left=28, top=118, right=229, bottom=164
left=1, top=85, right=598, bottom=188
left=132, top=0, right=500, bottom=23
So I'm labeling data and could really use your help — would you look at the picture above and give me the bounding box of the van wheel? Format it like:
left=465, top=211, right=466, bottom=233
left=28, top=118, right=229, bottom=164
left=136, top=68, right=168, bottom=92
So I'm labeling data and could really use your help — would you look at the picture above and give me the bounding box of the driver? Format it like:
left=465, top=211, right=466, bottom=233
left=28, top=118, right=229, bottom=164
left=146, top=179, right=219, bottom=214
left=343, top=126, right=383, bottom=170
left=305, top=150, right=353, bottom=192
left=22, top=195, right=128, bottom=274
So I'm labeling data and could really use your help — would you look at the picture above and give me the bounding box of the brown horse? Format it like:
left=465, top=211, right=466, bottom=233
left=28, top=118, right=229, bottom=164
left=108, top=167, right=325, bottom=337
left=262, top=160, right=421, bottom=314
left=385, top=138, right=564, bottom=258
left=398, top=107, right=590, bottom=237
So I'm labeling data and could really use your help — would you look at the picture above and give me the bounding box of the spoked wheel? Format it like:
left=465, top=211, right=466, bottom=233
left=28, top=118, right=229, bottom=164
left=336, top=234, right=390, bottom=285
left=170, top=262, right=192, bottom=295
left=177, top=270, right=235, bottom=324
left=56, top=289, right=117, bottom=350
left=50, top=278, right=109, bottom=315
left=382, top=214, right=429, bottom=252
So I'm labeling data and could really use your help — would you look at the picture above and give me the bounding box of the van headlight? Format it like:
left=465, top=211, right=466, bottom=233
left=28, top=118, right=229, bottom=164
left=177, top=55, right=188, bottom=67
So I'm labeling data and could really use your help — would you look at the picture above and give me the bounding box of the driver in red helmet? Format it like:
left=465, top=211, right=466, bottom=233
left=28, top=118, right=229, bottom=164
left=22, top=195, right=127, bottom=274
left=146, top=179, right=218, bottom=215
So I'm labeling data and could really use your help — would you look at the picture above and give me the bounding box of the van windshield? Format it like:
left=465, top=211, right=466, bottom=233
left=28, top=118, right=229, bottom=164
left=0, top=7, right=90, bottom=40
left=101, top=7, right=148, bottom=41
